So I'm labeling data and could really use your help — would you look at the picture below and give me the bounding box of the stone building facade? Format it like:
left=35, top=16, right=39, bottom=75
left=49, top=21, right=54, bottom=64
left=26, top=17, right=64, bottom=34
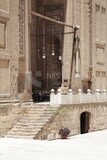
left=0, top=0, right=107, bottom=138
left=0, top=0, right=107, bottom=101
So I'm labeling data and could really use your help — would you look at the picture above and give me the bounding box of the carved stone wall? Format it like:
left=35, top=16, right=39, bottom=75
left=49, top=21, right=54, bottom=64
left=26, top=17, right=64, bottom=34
left=0, top=0, right=19, bottom=100
left=35, top=103, right=107, bottom=139
left=0, top=103, right=25, bottom=137
left=92, top=0, right=107, bottom=90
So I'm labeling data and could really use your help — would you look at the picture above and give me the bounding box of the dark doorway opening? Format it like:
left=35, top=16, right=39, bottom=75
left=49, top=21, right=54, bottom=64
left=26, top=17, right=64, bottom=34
left=31, top=0, right=67, bottom=102
left=80, top=111, right=91, bottom=134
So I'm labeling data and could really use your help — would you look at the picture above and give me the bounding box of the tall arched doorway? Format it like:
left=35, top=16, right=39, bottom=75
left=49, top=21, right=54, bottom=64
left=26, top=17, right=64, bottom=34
left=31, top=0, right=66, bottom=99
left=80, top=111, right=91, bottom=134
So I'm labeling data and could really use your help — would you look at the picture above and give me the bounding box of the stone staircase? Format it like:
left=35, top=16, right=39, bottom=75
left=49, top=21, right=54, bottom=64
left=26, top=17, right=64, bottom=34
left=5, top=104, right=57, bottom=139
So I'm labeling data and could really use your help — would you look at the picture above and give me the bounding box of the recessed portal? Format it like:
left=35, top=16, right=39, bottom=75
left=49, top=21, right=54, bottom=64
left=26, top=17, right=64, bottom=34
left=31, top=0, right=67, bottom=98
left=80, top=111, right=91, bottom=134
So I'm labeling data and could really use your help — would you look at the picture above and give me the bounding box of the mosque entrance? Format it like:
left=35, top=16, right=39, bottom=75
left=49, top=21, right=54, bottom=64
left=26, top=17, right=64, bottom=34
left=80, top=112, right=91, bottom=134
left=31, top=1, right=67, bottom=101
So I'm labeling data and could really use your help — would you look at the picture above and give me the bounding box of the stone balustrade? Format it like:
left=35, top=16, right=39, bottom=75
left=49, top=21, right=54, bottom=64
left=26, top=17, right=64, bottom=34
left=50, top=89, right=107, bottom=106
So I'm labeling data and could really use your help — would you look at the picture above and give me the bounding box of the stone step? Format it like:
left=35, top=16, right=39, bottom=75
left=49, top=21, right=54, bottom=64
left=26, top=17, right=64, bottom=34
left=7, top=133, right=37, bottom=137
left=16, top=121, right=46, bottom=126
left=20, top=116, right=52, bottom=121
left=18, top=119, right=37, bottom=123
left=12, top=125, right=43, bottom=130
left=26, top=106, right=56, bottom=110
left=6, top=131, right=36, bottom=136
left=14, top=123, right=45, bottom=130
left=5, top=104, right=57, bottom=139
left=25, top=108, right=44, bottom=111
left=7, top=132, right=37, bottom=137
left=31, top=104, right=50, bottom=107
left=5, top=135, right=34, bottom=139
left=18, top=118, right=49, bottom=123
left=10, top=127, right=41, bottom=132
left=23, top=113, right=53, bottom=118
left=26, top=111, right=44, bottom=114
left=26, top=110, right=56, bottom=114
left=7, top=129, right=38, bottom=134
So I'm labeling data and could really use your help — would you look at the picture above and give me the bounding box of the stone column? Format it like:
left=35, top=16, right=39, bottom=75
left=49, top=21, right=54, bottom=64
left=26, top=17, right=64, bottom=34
left=62, top=0, right=73, bottom=89
left=75, top=50, right=80, bottom=78
left=24, top=0, right=32, bottom=101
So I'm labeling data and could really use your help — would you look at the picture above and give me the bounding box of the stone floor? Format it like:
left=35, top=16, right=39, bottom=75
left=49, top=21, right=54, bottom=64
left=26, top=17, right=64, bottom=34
left=0, top=130, right=107, bottom=160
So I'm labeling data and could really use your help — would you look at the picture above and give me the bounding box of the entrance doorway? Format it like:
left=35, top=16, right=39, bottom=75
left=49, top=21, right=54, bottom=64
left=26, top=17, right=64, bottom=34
left=31, top=2, right=65, bottom=96
left=31, top=0, right=68, bottom=102
left=80, top=111, right=91, bottom=134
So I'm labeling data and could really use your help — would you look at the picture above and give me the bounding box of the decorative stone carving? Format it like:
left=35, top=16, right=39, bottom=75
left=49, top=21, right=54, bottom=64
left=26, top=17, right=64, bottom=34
left=19, top=0, right=25, bottom=55
left=10, top=64, right=18, bottom=99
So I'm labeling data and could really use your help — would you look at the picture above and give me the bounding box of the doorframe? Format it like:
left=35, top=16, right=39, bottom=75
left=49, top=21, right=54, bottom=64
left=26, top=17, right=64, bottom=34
left=80, top=111, right=91, bottom=134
